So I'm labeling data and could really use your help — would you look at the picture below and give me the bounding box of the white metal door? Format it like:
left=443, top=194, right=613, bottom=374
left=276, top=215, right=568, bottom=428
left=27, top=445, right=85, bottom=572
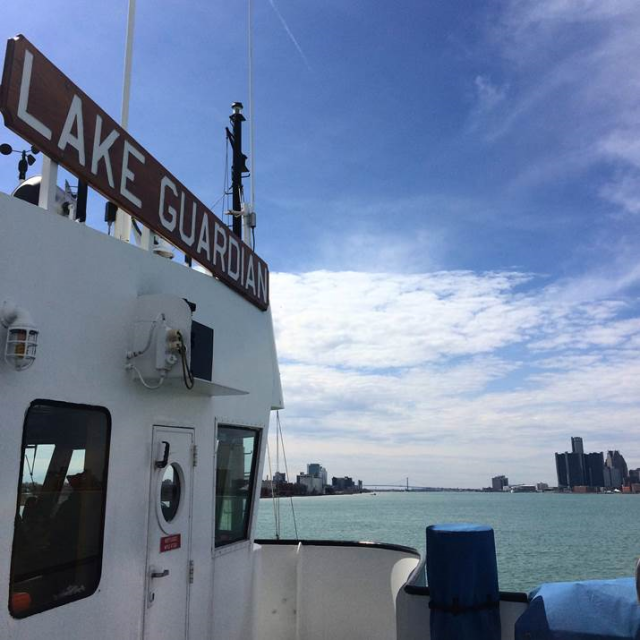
left=144, top=426, right=194, bottom=640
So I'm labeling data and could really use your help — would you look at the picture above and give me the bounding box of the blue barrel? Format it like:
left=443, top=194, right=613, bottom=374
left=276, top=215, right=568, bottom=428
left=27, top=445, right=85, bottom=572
left=426, top=523, right=501, bottom=640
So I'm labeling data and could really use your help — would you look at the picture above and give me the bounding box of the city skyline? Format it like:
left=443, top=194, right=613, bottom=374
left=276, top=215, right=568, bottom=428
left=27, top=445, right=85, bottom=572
left=2, top=1, right=640, bottom=487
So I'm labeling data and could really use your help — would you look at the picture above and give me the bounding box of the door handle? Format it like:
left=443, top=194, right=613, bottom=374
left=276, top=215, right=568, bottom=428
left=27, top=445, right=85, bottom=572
left=151, top=569, right=170, bottom=579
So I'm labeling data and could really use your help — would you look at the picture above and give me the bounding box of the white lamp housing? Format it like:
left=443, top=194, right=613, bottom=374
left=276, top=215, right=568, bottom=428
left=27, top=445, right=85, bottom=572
left=0, top=300, right=39, bottom=371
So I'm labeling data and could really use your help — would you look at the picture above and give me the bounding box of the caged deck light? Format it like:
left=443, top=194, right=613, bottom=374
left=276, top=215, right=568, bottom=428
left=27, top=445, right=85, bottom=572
left=0, top=301, right=39, bottom=371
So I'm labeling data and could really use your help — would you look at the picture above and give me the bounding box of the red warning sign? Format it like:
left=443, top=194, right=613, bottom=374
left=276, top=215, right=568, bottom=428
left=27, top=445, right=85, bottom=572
left=160, top=534, right=181, bottom=553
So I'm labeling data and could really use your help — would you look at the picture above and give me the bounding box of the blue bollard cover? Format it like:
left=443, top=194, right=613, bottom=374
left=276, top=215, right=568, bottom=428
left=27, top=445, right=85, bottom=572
left=426, top=523, right=501, bottom=640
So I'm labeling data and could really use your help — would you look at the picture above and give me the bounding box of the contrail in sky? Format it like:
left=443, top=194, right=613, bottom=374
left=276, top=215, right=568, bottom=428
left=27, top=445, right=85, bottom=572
left=269, top=0, right=313, bottom=72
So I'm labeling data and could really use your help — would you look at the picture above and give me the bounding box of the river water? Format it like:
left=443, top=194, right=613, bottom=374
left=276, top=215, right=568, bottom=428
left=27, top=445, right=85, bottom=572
left=256, top=491, right=640, bottom=592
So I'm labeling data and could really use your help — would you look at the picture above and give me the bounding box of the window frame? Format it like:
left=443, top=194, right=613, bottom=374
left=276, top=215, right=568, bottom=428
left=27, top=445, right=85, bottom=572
left=9, top=399, right=112, bottom=619
left=214, top=423, right=261, bottom=550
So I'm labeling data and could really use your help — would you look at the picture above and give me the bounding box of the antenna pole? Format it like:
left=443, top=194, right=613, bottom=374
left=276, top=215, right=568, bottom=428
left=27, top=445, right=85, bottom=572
left=114, top=0, right=137, bottom=242
left=229, top=102, right=246, bottom=238
left=248, top=0, right=255, bottom=215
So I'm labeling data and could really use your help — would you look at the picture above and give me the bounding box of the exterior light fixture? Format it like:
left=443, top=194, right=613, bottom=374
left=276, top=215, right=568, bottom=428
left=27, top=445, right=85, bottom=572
left=0, top=301, right=39, bottom=371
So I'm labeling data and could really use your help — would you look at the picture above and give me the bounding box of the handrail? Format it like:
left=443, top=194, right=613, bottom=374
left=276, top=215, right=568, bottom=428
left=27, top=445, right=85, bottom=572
left=401, top=557, right=528, bottom=603
left=254, top=538, right=421, bottom=557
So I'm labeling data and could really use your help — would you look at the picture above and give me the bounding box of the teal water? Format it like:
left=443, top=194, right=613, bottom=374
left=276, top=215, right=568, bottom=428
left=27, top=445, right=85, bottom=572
left=256, top=491, right=640, bottom=592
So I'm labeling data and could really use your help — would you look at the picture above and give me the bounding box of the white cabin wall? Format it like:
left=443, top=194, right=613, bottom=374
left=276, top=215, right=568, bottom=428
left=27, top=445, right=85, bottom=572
left=0, top=193, right=279, bottom=639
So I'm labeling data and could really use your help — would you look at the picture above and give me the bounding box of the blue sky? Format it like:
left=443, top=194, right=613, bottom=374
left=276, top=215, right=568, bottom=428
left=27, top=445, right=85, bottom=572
left=2, top=0, right=640, bottom=487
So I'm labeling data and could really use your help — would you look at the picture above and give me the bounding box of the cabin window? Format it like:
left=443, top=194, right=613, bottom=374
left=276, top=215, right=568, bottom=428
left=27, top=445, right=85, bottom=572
left=9, top=400, right=111, bottom=618
left=215, top=425, right=260, bottom=547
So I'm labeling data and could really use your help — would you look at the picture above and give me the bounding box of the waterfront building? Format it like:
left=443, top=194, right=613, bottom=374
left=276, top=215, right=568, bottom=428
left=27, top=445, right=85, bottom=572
left=491, top=475, right=509, bottom=492
left=510, top=485, right=536, bottom=493
left=273, top=471, right=286, bottom=485
left=566, top=452, right=585, bottom=487
left=605, top=451, right=628, bottom=482
left=536, top=482, right=549, bottom=491
left=555, top=453, right=569, bottom=488
left=585, top=452, right=605, bottom=488
left=297, top=473, right=324, bottom=495
left=571, top=437, right=584, bottom=455
left=603, top=466, right=623, bottom=489
left=555, top=438, right=605, bottom=488
left=307, top=463, right=328, bottom=487
left=332, top=476, right=355, bottom=492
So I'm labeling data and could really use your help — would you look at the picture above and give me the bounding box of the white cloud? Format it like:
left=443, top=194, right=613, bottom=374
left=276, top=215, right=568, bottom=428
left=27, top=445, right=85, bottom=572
left=270, top=269, right=640, bottom=487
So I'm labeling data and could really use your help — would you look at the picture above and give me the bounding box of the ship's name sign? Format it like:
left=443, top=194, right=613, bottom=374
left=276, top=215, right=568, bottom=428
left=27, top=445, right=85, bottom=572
left=0, top=36, right=268, bottom=310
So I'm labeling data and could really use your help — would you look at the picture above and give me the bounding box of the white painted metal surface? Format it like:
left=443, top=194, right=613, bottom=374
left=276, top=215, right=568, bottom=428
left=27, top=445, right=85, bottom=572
left=0, top=192, right=280, bottom=639
left=144, top=426, right=194, bottom=640
left=252, top=542, right=420, bottom=640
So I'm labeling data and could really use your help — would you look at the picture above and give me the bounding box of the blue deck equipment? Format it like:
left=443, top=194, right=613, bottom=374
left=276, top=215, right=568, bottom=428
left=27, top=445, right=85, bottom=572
left=515, top=578, right=640, bottom=640
left=426, top=523, right=501, bottom=640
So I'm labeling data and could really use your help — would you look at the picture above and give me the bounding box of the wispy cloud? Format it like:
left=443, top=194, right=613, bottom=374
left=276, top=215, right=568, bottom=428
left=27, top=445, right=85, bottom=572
left=268, top=0, right=313, bottom=72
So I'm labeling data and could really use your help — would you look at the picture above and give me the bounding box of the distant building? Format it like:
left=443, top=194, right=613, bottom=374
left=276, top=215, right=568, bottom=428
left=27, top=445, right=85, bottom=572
left=510, top=484, right=536, bottom=493
left=491, top=475, right=509, bottom=492
left=307, top=463, right=328, bottom=487
left=605, top=451, right=628, bottom=482
left=555, top=438, right=608, bottom=489
left=332, top=476, right=355, bottom=492
left=567, top=452, right=585, bottom=487
left=603, top=466, right=623, bottom=489
left=273, top=471, right=286, bottom=485
left=571, top=437, right=584, bottom=455
left=585, top=452, right=604, bottom=488
left=297, top=473, right=324, bottom=495
left=555, top=453, right=569, bottom=488
left=536, top=482, right=549, bottom=491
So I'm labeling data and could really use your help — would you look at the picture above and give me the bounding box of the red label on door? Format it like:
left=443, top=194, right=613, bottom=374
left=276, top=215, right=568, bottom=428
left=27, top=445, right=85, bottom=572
left=160, top=534, right=181, bottom=553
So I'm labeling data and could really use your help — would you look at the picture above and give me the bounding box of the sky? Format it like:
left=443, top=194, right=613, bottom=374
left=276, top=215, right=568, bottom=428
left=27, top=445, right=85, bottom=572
left=2, top=0, right=640, bottom=487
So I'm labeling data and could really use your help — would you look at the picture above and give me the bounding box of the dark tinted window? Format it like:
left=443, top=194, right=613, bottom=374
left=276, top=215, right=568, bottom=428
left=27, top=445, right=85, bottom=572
left=215, top=426, right=260, bottom=547
left=9, top=401, right=111, bottom=618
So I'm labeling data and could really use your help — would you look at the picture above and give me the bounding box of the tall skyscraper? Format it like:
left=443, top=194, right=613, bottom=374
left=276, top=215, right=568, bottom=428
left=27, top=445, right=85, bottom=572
left=566, top=452, right=585, bottom=487
left=555, top=453, right=569, bottom=488
left=555, top=438, right=595, bottom=488
left=605, top=451, right=628, bottom=481
left=585, top=452, right=604, bottom=488
left=571, top=437, right=584, bottom=455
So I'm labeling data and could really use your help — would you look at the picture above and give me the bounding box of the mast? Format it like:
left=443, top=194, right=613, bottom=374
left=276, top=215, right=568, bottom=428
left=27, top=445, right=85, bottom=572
left=227, top=102, right=248, bottom=239
left=113, top=0, right=137, bottom=242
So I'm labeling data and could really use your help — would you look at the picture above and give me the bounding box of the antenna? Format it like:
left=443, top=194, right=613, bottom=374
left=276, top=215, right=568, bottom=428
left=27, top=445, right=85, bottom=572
left=113, top=0, right=137, bottom=242
left=248, top=0, right=256, bottom=218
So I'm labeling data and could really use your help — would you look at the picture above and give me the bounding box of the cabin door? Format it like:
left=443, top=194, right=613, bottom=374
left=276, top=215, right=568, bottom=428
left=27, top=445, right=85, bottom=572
left=144, top=426, right=195, bottom=640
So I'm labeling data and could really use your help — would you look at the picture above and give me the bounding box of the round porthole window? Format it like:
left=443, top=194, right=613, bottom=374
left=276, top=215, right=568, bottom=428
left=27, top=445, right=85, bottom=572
left=160, top=463, right=181, bottom=522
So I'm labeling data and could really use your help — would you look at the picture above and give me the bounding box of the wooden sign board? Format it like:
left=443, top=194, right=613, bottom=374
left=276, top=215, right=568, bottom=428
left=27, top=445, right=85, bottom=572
left=0, top=35, right=269, bottom=310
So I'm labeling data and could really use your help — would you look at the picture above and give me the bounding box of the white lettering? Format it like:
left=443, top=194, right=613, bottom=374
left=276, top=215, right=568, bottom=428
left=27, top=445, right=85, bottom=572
left=179, top=197, right=197, bottom=246
left=196, top=215, right=211, bottom=261
left=17, top=50, right=52, bottom=140
left=120, top=140, right=145, bottom=208
left=245, top=256, right=256, bottom=295
left=228, top=236, right=241, bottom=281
left=91, top=115, right=119, bottom=187
left=57, top=95, right=86, bottom=165
left=213, top=223, right=227, bottom=271
left=158, top=176, right=178, bottom=231
left=258, top=263, right=268, bottom=304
